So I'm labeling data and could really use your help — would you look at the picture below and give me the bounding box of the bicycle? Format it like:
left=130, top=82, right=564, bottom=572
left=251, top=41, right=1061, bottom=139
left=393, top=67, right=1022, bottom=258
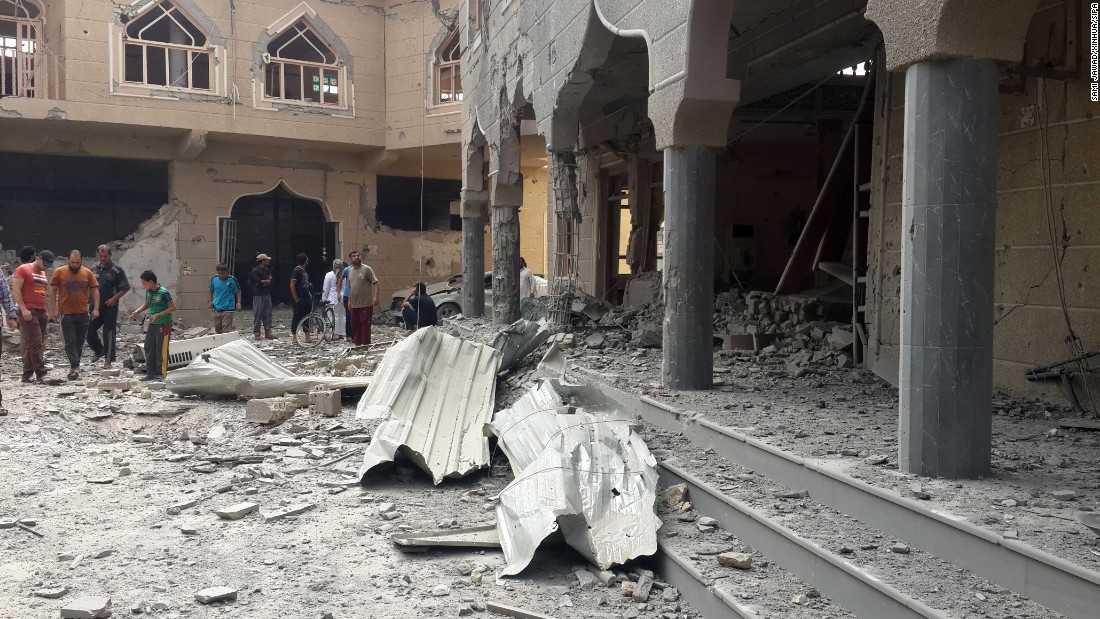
left=294, top=293, right=337, bottom=348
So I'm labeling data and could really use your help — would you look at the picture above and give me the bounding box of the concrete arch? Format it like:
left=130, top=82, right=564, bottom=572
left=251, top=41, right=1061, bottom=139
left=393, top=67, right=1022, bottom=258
left=866, top=0, right=1042, bottom=70
left=251, top=3, right=355, bottom=82
left=121, top=0, right=226, bottom=45
left=229, top=179, right=330, bottom=222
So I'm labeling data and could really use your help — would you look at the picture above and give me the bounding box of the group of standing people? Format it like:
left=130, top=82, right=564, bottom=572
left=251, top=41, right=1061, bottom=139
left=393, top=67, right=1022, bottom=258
left=0, top=246, right=176, bottom=414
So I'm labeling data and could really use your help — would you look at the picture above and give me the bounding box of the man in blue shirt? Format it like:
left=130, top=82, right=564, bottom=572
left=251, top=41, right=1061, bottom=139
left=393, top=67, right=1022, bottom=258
left=208, top=264, right=242, bottom=334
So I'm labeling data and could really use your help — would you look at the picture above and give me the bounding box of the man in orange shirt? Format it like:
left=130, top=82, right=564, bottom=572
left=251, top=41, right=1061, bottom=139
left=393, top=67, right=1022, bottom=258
left=50, top=250, right=100, bottom=380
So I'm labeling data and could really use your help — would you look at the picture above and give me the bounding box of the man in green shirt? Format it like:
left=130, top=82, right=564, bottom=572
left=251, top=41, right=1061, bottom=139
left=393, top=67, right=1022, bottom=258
left=128, top=270, right=176, bottom=381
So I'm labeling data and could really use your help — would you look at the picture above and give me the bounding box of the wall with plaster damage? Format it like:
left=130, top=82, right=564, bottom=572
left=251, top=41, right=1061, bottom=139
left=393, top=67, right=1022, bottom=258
left=519, top=165, right=549, bottom=275
left=867, top=4, right=1099, bottom=396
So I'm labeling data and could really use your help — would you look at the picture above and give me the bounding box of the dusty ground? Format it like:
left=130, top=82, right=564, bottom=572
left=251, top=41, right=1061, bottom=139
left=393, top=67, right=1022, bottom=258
left=0, top=311, right=696, bottom=619
left=2, top=305, right=1096, bottom=619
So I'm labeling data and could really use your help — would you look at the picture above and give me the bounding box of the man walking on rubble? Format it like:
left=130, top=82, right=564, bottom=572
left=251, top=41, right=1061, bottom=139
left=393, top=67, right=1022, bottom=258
left=250, top=253, right=276, bottom=340
left=0, top=270, right=20, bottom=415
left=346, top=250, right=378, bottom=346
left=50, top=250, right=100, bottom=381
left=12, top=247, right=53, bottom=383
left=88, top=244, right=129, bottom=368
left=208, top=263, right=242, bottom=334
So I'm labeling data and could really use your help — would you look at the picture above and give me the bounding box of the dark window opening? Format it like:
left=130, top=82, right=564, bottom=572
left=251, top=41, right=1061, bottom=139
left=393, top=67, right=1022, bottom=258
left=0, top=153, right=169, bottom=258
left=376, top=176, right=461, bottom=232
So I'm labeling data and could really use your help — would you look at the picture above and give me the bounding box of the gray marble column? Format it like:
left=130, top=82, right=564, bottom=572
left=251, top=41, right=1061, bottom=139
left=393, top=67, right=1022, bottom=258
left=662, top=147, right=716, bottom=390
left=900, top=59, right=997, bottom=479
left=461, top=210, right=486, bottom=318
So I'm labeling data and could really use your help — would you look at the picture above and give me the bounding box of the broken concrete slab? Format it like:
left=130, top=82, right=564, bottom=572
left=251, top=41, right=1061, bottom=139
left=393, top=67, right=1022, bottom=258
left=490, top=318, right=550, bottom=372
left=490, top=379, right=659, bottom=576
left=391, top=525, right=501, bottom=549
left=356, top=327, right=501, bottom=484
left=213, top=502, right=259, bottom=520
left=260, top=503, right=314, bottom=523
left=34, top=586, right=69, bottom=599
left=60, top=596, right=112, bottom=618
left=166, top=339, right=370, bottom=398
left=194, top=587, right=237, bottom=604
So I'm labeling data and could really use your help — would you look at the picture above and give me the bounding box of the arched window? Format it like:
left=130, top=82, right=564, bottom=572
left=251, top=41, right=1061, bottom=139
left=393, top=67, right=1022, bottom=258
left=263, top=19, right=343, bottom=107
left=122, top=0, right=212, bottom=90
left=1, top=0, right=44, bottom=98
left=434, top=28, right=462, bottom=105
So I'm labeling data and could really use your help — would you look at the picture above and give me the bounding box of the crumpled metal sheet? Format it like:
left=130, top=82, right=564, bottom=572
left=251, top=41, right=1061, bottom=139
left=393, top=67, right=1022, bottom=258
left=356, top=326, right=501, bottom=484
left=490, top=379, right=661, bottom=575
left=165, top=339, right=371, bottom=398
left=490, top=319, right=550, bottom=372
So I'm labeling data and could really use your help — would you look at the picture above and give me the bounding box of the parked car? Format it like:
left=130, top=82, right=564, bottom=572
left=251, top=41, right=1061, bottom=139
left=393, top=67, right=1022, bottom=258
left=390, top=271, right=548, bottom=324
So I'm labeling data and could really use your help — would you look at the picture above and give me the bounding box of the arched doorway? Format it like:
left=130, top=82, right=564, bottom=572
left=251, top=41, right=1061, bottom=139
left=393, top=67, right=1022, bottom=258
left=223, top=184, right=338, bottom=307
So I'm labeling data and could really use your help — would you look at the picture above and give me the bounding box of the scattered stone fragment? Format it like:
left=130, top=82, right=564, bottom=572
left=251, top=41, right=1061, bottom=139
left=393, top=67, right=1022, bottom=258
left=245, top=398, right=297, bottom=424
left=697, top=516, right=719, bottom=529
left=575, top=569, right=599, bottom=590
left=865, top=455, right=888, bottom=465
left=620, top=580, right=635, bottom=598
left=86, top=478, right=114, bottom=485
left=213, top=502, right=259, bottom=520
left=775, top=489, right=809, bottom=499
left=60, top=596, right=111, bottom=618
left=631, top=569, right=654, bottom=602
left=431, top=584, right=451, bottom=597
left=792, top=594, right=809, bottom=605
left=180, top=525, right=198, bottom=535
left=378, top=502, right=397, bottom=515
left=132, top=435, right=156, bottom=443
left=34, top=586, right=69, bottom=599
left=308, top=389, right=342, bottom=418
left=57, top=553, right=76, bottom=562
left=0, top=519, right=15, bottom=529
left=909, top=483, right=930, bottom=500
left=891, top=543, right=911, bottom=554
left=662, top=587, right=679, bottom=602
left=718, top=553, right=752, bottom=569
left=595, top=570, right=618, bottom=587
left=1003, top=530, right=1019, bottom=540
left=194, top=587, right=237, bottom=604
left=92, top=549, right=115, bottom=559
left=167, top=499, right=199, bottom=515
left=261, top=502, right=315, bottom=523
left=1051, top=489, right=1077, bottom=501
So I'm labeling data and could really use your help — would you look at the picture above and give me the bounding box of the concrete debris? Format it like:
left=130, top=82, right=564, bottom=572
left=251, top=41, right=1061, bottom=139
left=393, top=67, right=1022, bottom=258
left=623, top=271, right=661, bottom=308
left=490, top=318, right=551, bottom=373
left=536, top=343, right=568, bottom=379
left=484, top=601, right=557, bottom=619
left=356, top=327, right=501, bottom=484
left=631, top=569, right=654, bottom=602
left=718, top=552, right=753, bottom=569
left=166, top=339, right=370, bottom=398
left=60, top=596, right=112, bottom=618
left=194, top=587, right=237, bottom=604
left=261, top=502, right=315, bottom=523
left=490, top=380, right=660, bottom=575
left=245, top=397, right=299, bottom=424
left=309, top=390, right=342, bottom=417
left=34, top=586, right=69, bottom=599
left=391, top=524, right=501, bottom=548
left=631, top=324, right=662, bottom=348
left=213, top=502, right=259, bottom=520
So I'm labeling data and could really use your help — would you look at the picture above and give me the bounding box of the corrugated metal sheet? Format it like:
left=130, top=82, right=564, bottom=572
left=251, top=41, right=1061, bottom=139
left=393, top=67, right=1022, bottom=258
left=490, top=318, right=550, bottom=372
left=489, top=380, right=661, bottom=576
left=165, top=339, right=371, bottom=398
left=356, top=326, right=501, bottom=484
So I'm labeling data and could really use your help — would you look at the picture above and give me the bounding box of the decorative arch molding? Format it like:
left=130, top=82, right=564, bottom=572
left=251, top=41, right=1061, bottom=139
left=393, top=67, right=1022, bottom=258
left=229, top=179, right=330, bottom=221
left=1, top=0, right=47, bottom=99
left=120, top=0, right=225, bottom=45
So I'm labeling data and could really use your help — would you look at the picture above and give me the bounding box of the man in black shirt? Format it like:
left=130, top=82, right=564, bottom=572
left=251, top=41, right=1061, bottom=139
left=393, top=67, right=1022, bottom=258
left=401, top=283, right=438, bottom=331
left=250, top=253, right=275, bottom=340
left=88, top=244, right=130, bottom=367
left=290, top=253, right=313, bottom=345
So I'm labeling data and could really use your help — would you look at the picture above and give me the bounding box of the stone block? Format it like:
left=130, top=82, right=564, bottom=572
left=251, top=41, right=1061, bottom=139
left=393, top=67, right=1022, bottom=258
left=285, top=393, right=310, bottom=408
left=245, top=398, right=297, bottom=424
left=261, top=502, right=315, bottom=523
left=308, top=390, right=342, bottom=418
left=717, top=553, right=752, bottom=569
left=194, top=587, right=237, bottom=604
left=97, top=380, right=132, bottom=392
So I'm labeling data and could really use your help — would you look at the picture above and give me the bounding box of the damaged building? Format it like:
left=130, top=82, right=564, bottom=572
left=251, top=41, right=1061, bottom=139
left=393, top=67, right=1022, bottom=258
left=460, top=0, right=1100, bottom=478
left=0, top=0, right=551, bottom=324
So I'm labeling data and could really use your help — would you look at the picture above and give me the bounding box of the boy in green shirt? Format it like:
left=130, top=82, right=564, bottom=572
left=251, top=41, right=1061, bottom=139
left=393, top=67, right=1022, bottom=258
left=128, top=270, right=176, bottom=381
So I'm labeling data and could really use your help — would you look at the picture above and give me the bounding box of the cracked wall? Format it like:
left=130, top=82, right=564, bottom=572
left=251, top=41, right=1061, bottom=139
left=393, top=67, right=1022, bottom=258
left=867, top=9, right=1100, bottom=397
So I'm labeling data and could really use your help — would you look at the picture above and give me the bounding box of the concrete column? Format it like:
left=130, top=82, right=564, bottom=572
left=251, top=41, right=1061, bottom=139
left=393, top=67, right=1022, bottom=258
left=491, top=203, right=521, bottom=325
left=461, top=209, right=486, bottom=318
left=899, top=59, right=997, bottom=479
left=661, top=147, right=716, bottom=390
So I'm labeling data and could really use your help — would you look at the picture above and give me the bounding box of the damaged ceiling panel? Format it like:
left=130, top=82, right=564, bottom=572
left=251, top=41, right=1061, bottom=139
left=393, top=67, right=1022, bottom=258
left=490, top=318, right=550, bottom=372
left=165, top=339, right=371, bottom=398
left=490, top=380, right=661, bottom=576
left=355, top=326, right=502, bottom=484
